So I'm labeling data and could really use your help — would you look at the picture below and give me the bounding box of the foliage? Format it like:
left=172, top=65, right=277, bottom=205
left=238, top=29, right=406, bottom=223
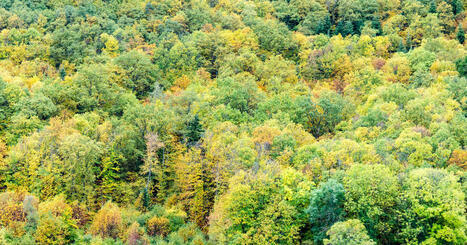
left=90, top=201, right=123, bottom=239
left=306, top=178, right=345, bottom=244
left=323, top=219, right=376, bottom=245
left=398, top=168, right=466, bottom=244
left=343, top=164, right=400, bottom=243
left=0, top=0, right=465, bottom=244
left=209, top=165, right=313, bottom=244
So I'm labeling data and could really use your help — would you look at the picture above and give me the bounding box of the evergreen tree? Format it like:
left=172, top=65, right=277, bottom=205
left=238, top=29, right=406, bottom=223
left=455, top=56, right=467, bottom=77
left=429, top=0, right=437, bottom=13
left=59, top=67, right=66, bottom=80
left=142, top=187, right=150, bottom=210
left=317, top=15, right=332, bottom=35
left=145, top=2, right=154, bottom=14
left=453, top=0, right=464, bottom=15
left=307, top=179, right=346, bottom=244
left=457, top=26, right=465, bottom=44
left=186, top=114, right=204, bottom=146
left=336, top=21, right=354, bottom=36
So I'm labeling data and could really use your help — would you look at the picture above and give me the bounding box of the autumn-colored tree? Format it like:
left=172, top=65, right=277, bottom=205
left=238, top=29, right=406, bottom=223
left=90, top=201, right=123, bottom=239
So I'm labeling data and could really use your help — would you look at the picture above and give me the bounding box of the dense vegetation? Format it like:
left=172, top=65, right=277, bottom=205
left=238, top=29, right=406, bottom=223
left=0, top=0, right=466, bottom=244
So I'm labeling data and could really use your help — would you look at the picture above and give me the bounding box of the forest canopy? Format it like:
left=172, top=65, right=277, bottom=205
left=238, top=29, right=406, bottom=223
left=0, top=0, right=466, bottom=244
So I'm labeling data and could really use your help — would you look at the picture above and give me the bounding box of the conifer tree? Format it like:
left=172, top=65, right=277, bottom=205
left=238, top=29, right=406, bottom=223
left=186, top=114, right=204, bottom=146
left=429, top=0, right=437, bottom=13
left=457, top=26, right=465, bottom=44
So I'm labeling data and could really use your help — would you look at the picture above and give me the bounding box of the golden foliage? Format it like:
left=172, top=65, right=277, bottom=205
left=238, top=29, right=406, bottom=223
left=448, top=150, right=467, bottom=169
left=146, top=216, right=170, bottom=237
left=90, top=201, right=123, bottom=239
left=0, top=191, right=26, bottom=227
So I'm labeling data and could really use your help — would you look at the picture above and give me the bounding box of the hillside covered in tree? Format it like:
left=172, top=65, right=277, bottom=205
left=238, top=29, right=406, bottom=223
left=0, top=0, right=466, bottom=244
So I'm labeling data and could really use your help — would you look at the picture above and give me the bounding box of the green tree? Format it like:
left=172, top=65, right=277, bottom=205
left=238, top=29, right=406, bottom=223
left=176, top=148, right=216, bottom=230
left=456, top=56, right=467, bottom=77
left=186, top=114, right=204, bottom=146
left=323, top=219, right=376, bottom=245
left=209, top=165, right=313, bottom=244
left=292, top=91, right=351, bottom=138
left=343, top=164, right=400, bottom=243
left=58, top=133, right=103, bottom=202
left=457, top=26, right=465, bottom=44
left=398, top=168, right=466, bottom=244
left=49, top=26, right=93, bottom=66
left=0, top=78, right=15, bottom=131
left=114, top=50, right=160, bottom=98
left=249, top=18, right=299, bottom=59
left=15, top=92, right=58, bottom=120
left=306, top=179, right=346, bottom=244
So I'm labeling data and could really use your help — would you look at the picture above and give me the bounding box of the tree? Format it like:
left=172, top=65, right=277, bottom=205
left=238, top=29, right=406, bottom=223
left=72, top=63, right=120, bottom=113
left=298, top=2, right=331, bottom=35
left=457, top=26, right=465, bottom=44
left=114, top=50, right=160, bottom=98
left=35, top=214, right=76, bottom=245
left=292, top=91, right=351, bottom=138
left=23, top=195, right=38, bottom=233
left=147, top=216, right=170, bottom=236
left=437, top=2, right=456, bottom=34
left=186, top=114, right=204, bottom=146
left=306, top=179, right=346, bottom=244
left=4, top=120, right=103, bottom=201
left=336, top=0, right=379, bottom=36
left=117, top=102, right=175, bottom=172
left=452, top=0, right=464, bottom=15
left=0, top=78, right=14, bottom=131
left=456, top=56, right=467, bottom=77
left=176, top=148, right=216, bottom=230
left=100, top=33, right=119, bottom=57
left=98, top=153, right=125, bottom=203
left=209, top=165, right=313, bottom=244
left=90, top=201, right=122, bottom=239
left=140, top=132, right=165, bottom=204
left=126, top=222, right=147, bottom=245
left=58, top=133, right=103, bottom=202
left=324, top=219, right=376, bottom=245
left=343, top=164, right=400, bottom=243
left=49, top=26, right=93, bottom=66
left=398, top=168, right=466, bottom=244
left=15, top=92, right=58, bottom=120
left=382, top=54, right=412, bottom=84
left=36, top=195, right=77, bottom=245
left=429, top=0, right=437, bottom=13
left=249, top=18, right=299, bottom=59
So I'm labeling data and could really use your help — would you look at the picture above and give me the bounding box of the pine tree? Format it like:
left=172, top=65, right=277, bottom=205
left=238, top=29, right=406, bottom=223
left=429, top=0, right=437, bottom=13
left=142, top=187, right=150, bottom=210
left=336, top=21, right=354, bottom=36
left=455, top=56, right=467, bottom=77
left=317, top=15, right=331, bottom=35
left=186, top=114, right=204, bottom=146
left=59, top=67, right=66, bottom=80
left=453, top=0, right=464, bottom=15
left=398, top=38, right=407, bottom=53
left=145, top=2, right=154, bottom=14
left=457, top=26, right=465, bottom=44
